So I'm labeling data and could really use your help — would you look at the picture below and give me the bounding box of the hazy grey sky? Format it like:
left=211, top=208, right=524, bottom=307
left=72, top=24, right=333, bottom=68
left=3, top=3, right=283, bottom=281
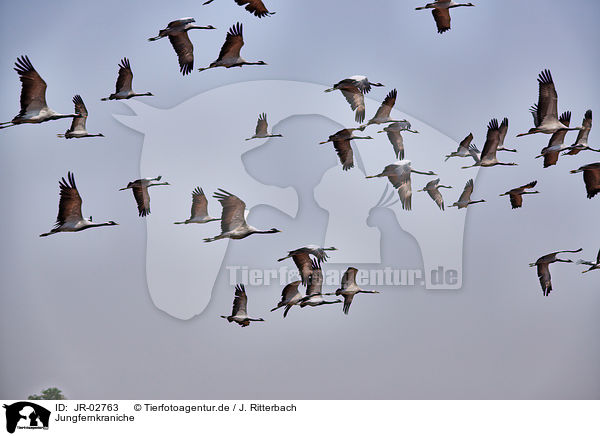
left=1, top=0, right=599, bottom=399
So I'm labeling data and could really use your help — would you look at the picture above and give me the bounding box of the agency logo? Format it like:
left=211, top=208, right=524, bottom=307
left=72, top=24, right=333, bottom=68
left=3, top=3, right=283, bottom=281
left=3, top=402, right=50, bottom=434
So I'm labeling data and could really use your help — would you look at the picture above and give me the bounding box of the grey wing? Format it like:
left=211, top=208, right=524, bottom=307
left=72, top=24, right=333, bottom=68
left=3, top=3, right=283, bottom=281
left=530, top=104, right=540, bottom=127
left=536, top=263, right=552, bottom=296
left=498, top=118, right=508, bottom=145
left=509, top=192, right=523, bottom=209
left=458, top=133, right=473, bottom=152
left=293, top=252, right=313, bottom=286
left=387, top=165, right=411, bottom=210
left=332, top=139, right=354, bottom=171
left=56, top=172, right=83, bottom=225
left=536, top=70, right=559, bottom=127
left=281, top=281, right=301, bottom=302
left=255, top=113, right=268, bottom=136
left=386, top=130, right=404, bottom=159
left=132, top=184, right=150, bottom=217
left=190, top=187, right=210, bottom=219
left=432, top=8, right=451, bottom=33
left=596, top=248, right=600, bottom=264
left=342, top=294, right=355, bottom=315
left=480, top=119, right=500, bottom=161
left=458, top=179, right=474, bottom=204
left=235, top=0, right=274, bottom=18
left=308, top=247, right=329, bottom=264
left=548, top=111, right=571, bottom=145
left=69, top=95, right=88, bottom=131
left=115, top=58, right=133, bottom=93
left=216, top=22, right=244, bottom=61
left=214, top=189, right=247, bottom=232
left=468, top=144, right=480, bottom=163
left=167, top=18, right=194, bottom=28
left=372, top=89, right=397, bottom=120
left=232, top=284, right=248, bottom=316
left=306, top=260, right=323, bottom=296
left=517, top=180, right=537, bottom=191
left=340, top=87, right=365, bottom=123
left=14, top=56, right=47, bottom=115
left=341, top=267, right=358, bottom=290
left=168, top=32, right=194, bottom=75
left=427, top=186, right=444, bottom=210
left=574, top=110, right=592, bottom=145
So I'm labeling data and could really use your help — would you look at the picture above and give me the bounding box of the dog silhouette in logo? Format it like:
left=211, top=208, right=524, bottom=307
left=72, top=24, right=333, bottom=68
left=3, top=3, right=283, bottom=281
left=3, top=402, right=50, bottom=434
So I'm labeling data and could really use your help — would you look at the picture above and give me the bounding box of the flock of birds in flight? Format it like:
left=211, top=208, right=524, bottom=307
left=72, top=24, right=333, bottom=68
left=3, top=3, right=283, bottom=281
left=1, top=0, right=599, bottom=326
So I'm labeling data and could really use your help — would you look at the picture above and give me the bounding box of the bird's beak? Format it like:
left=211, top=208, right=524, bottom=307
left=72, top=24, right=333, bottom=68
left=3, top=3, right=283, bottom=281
left=119, top=187, right=127, bottom=191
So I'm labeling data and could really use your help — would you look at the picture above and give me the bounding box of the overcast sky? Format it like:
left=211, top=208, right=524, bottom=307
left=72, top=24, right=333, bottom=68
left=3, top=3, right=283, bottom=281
left=1, top=0, right=599, bottom=399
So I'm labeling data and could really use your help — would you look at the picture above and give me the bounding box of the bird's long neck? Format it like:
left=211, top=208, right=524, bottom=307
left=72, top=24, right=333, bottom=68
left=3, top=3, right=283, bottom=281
left=412, top=169, right=433, bottom=175
left=53, top=113, right=78, bottom=120
left=133, top=92, right=153, bottom=97
left=469, top=200, right=485, bottom=204
left=149, top=182, right=169, bottom=187
left=243, top=61, right=264, bottom=66
left=85, top=221, right=114, bottom=229
left=255, top=228, right=279, bottom=234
